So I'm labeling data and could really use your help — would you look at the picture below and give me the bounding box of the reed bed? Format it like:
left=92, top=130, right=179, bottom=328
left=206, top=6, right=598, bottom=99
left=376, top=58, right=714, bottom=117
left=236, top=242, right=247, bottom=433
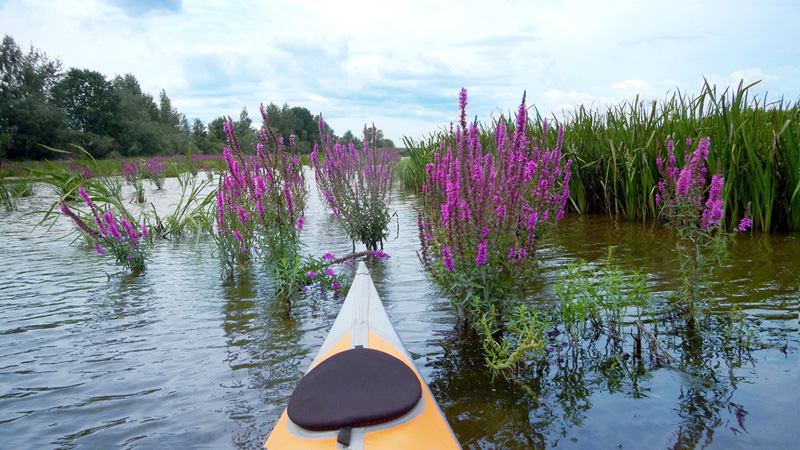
left=398, top=81, right=800, bottom=231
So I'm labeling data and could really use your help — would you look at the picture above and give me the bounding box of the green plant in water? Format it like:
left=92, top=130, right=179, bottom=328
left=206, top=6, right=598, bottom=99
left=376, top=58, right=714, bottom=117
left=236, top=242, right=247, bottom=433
left=213, top=108, right=307, bottom=274
left=59, top=186, right=150, bottom=273
left=418, top=89, right=572, bottom=377
left=477, top=303, right=550, bottom=382
left=311, top=120, right=400, bottom=251
left=554, top=248, right=652, bottom=343
left=148, top=172, right=216, bottom=240
left=213, top=107, right=390, bottom=299
left=656, top=136, right=751, bottom=328
left=119, top=158, right=146, bottom=203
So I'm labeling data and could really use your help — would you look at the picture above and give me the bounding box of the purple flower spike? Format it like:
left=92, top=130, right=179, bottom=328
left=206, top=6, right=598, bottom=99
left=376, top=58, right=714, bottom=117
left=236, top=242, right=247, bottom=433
left=475, top=240, right=487, bottom=265
left=735, top=217, right=752, bottom=232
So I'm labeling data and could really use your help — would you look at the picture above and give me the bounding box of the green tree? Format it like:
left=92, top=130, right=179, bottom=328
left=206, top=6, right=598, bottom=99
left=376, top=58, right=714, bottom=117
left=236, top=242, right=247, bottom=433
left=0, top=35, right=69, bottom=159
left=261, top=102, right=331, bottom=153
left=208, top=116, right=227, bottom=144
left=158, top=89, right=183, bottom=130
left=51, top=68, right=121, bottom=157
left=111, top=73, right=162, bottom=156
left=52, top=68, right=119, bottom=135
left=233, top=107, right=256, bottom=152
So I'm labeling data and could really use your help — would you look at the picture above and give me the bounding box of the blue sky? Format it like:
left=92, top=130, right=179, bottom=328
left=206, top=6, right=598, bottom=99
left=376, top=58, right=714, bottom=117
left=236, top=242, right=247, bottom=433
left=2, top=0, right=798, bottom=144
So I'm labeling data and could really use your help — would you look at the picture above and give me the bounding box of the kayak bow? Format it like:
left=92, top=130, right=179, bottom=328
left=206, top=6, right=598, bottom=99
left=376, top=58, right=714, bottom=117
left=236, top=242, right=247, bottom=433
left=264, top=262, right=461, bottom=449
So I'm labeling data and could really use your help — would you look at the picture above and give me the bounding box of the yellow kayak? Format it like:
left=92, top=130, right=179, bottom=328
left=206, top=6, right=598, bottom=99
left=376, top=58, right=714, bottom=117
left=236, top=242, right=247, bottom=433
left=264, top=262, right=461, bottom=449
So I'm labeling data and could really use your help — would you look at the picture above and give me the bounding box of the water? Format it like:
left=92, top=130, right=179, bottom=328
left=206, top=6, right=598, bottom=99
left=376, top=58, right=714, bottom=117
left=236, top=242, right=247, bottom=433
left=1, top=177, right=797, bottom=449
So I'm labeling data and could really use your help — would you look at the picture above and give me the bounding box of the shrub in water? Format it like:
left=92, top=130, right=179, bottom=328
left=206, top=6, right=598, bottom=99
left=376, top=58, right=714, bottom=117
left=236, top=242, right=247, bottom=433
left=418, top=89, right=571, bottom=377
left=60, top=187, right=149, bottom=273
left=214, top=108, right=307, bottom=272
left=145, top=158, right=166, bottom=190
left=656, top=136, right=751, bottom=325
left=419, top=89, right=572, bottom=319
left=311, top=120, right=399, bottom=250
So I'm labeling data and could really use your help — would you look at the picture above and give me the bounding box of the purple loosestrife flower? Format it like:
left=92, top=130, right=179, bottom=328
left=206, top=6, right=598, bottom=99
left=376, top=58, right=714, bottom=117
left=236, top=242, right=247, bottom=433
left=458, top=88, right=468, bottom=129
left=297, top=217, right=304, bottom=230
left=370, top=250, right=390, bottom=259
left=103, top=212, right=122, bottom=240
left=701, top=174, right=725, bottom=229
left=60, top=202, right=89, bottom=235
left=323, top=252, right=335, bottom=260
left=418, top=88, right=572, bottom=305
left=95, top=244, right=104, bottom=255
left=308, top=271, right=316, bottom=279
left=284, top=185, right=295, bottom=212
left=233, top=231, right=243, bottom=243
left=120, top=217, right=140, bottom=243
left=326, top=268, right=335, bottom=277
left=475, top=239, right=488, bottom=265
left=735, top=217, right=752, bottom=232
left=78, top=187, right=92, bottom=206
left=442, top=247, right=455, bottom=273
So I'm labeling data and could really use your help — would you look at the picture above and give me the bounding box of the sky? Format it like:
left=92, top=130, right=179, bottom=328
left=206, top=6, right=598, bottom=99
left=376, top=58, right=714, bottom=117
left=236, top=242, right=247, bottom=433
left=2, top=0, right=799, bottom=145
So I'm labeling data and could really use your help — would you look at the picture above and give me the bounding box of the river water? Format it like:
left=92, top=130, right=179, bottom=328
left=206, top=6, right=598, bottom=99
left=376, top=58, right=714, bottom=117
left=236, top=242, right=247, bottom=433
left=1, top=175, right=797, bottom=449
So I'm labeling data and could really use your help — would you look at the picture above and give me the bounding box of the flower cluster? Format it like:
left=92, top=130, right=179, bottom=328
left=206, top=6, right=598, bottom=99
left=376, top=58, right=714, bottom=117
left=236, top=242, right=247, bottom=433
left=214, top=107, right=307, bottom=270
left=311, top=119, right=399, bottom=250
left=419, top=89, right=572, bottom=313
left=66, top=156, right=93, bottom=180
left=145, top=158, right=167, bottom=190
left=119, top=158, right=142, bottom=185
left=656, top=137, right=750, bottom=232
left=118, top=158, right=146, bottom=202
left=60, top=187, right=149, bottom=272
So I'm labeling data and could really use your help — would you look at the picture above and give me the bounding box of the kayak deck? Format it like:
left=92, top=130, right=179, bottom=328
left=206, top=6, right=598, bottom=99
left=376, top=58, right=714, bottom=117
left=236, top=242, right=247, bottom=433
left=264, top=262, right=460, bottom=450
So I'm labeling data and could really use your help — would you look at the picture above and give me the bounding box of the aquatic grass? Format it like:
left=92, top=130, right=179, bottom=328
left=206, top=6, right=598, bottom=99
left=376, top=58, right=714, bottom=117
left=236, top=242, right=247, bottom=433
left=0, top=172, right=16, bottom=211
left=148, top=173, right=216, bottom=240
left=311, top=120, right=400, bottom=250
left=782, top=115, right=800, bottom=229
left=398, top=133, right=442, bottom=191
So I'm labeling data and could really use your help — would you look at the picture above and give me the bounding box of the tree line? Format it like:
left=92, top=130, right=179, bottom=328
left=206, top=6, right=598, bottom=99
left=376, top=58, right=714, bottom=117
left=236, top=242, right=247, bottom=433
left=0, top=35, right=394, bottom=161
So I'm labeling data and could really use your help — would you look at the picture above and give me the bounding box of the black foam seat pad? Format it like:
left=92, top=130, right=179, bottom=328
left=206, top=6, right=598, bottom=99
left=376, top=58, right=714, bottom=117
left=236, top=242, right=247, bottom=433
left=287, top=347, right=422, bottom=431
